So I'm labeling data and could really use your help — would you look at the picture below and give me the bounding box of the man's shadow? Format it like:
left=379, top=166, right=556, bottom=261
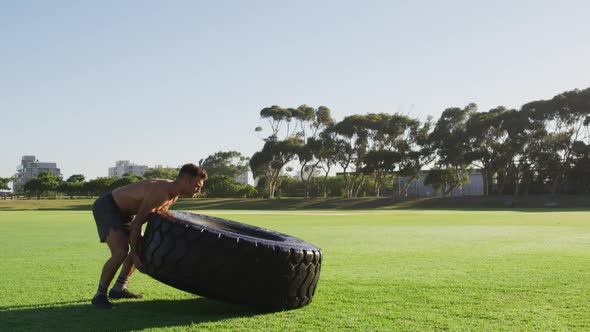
left=0, top=297, right=264, bottom=331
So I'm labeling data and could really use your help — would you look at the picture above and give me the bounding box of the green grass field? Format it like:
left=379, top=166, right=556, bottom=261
left=1, top=209, right=589, bottom=331
left=2, top=195, right=589, bottom=211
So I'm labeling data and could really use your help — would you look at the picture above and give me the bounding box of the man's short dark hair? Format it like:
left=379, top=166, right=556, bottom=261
left=178, top=164, right=208, bottom=180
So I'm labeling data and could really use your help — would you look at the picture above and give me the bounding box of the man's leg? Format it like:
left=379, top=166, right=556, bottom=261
left=92, top=230, right=129, bottom=309
left=108, top=220, right=143, bottom=299
left=108, top=254, right=143, bottom=299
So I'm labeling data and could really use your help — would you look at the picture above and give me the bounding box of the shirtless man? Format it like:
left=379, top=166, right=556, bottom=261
left=91, top=163, right=208, bottom=309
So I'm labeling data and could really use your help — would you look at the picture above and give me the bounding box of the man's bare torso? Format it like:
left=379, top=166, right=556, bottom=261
left=112, top=180, right=178, bottom=216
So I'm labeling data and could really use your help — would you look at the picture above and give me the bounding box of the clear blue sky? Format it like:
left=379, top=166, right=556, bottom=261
left=2, top=1, right=589, bottom=180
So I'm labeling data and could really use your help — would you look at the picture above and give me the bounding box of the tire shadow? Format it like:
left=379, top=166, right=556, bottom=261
left=0, top=297, right=264, bottom=331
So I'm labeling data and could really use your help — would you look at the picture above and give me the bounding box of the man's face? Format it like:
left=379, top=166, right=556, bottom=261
left=184, top=176, right=204, bottom=197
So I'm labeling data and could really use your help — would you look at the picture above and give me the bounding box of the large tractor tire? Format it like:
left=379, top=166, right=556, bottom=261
left=139, top=211, right=323, bottom=310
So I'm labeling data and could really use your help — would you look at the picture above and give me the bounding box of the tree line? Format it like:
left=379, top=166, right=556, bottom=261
left=11, top=152, right=257, bottom=199
left=6, top=87, right=590, bottom=199
left=250, top=87, right=590, bottom=198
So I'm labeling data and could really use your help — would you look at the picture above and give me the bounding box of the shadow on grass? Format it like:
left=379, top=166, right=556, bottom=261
left=0, top=204, right=93, bottom=211
left=0, top=297, right=263, bottom=331
left=173, top=197, right=590, bottom=212
left=1, top=196, right=589, bottom=212
left=174, top=197, right=402, bottom=210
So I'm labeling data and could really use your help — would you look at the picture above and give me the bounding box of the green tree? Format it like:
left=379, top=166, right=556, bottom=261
left=199, top=151, right=249, bottom=179
left=259, top=105, right=293, bottom=139
left=522, top=87, right=590, bottom=194
left=333, top=114, right=370, bottom=197
left=36, top=172, right=62, bottom=197
left=296, top=141, right=316, bottom=197
left=289, top=104, right=316, bottom=139
left=57, top=174, right=86, bottom=198
left=0, top=177, right=12, bottom=190
left=570, top=140, right=590, bottom=193
left=363, top=150, right=400, bottom=196
left=424, top=168, right=469, bottom=196
left=276, top=176, right=301, bottom=197
left=429, top=104, right=477, bottom=194
left=297, top=106, right=334, bottom=198
left=83, top=177, right=116, bottom=196
left=250, top=137, right=303, bottom=198
left=67, top=174, right=86, bottom=183
left=334, top=113, right=424, bottom=197
left=465, top=107, right=511, bottom=195
left=253, top=105, right=310, bottom=198
left=321, top=175, right=346, bottom=197
left=497, top=108, right=545, bottom=197
left=203, top=175, right=235, bottom=197
left=368, top=114, right=423, bottom=197
left=110, top=175, right=144, bottom=190
left=396, top=117, right=434, bottom=197
left=203, top=175, right=256, bottom=198
left=59, top=181, right=83, bottom=198
left=316, top=127, right=342, bottom=198
left=0, top=177, right=13, bottom=199
left=24, top=178, right=44, bottom=199
left=143, top=168, right=178, bottom=180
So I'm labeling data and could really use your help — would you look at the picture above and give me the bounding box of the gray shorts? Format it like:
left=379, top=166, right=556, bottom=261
left=92, top=193, right=133, bottom=243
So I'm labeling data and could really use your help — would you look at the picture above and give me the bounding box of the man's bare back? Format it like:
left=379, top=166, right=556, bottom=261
left=112, top=179, right=179, bottom=216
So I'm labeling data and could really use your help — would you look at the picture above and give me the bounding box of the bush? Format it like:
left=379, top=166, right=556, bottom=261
left=109, top=175, right=144, bottom=191
left=236, top=184, right=258, bottom=198
left=276, top=176, right=303, bottom=197
left=83, top=177, right=116, bottom=196
left=318, top=176, right=346, bottom=197
left=204, top=175, right=257, bottom=198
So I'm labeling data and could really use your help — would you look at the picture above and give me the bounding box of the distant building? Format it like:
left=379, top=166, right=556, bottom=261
left=235, top=171, right=257, bottom=186
left=394, top=169, right=484, bottom=197
left=299, top=164, right=321, bottom=181
left=108, top=160, right=148, bottom=177
left=15, top=155, right=62, bottom=189
left=335, top=169, right=484, bottom=197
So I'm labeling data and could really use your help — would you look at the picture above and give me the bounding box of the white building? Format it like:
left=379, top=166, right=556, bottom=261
left=299, top=164, right=321, bottom=180
left=108, top=160, right=149, bottom=177
left=394, top=169, right=484, bottom=197
left=15, top=155, right=62, bottom=188
left=235, top=171, right=257, bottom=186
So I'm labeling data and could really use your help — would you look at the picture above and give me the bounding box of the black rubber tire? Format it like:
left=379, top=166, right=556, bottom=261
left=139, top=211, right=323, bottom=310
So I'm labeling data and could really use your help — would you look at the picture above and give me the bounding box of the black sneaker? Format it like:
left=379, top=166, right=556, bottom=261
left=108, top=288, right=143, bottom=299
left=91, top=294, right=114, bottom=309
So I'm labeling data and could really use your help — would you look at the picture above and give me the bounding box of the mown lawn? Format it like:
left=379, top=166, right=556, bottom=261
left=0, top=210, right=589, bottom=331
left=2, top=195, right=588, bottom=211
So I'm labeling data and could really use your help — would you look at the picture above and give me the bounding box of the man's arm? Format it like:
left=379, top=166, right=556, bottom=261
left=129, top=190, right=169, bottom=268
left=155, top=196, right=178, bottom=217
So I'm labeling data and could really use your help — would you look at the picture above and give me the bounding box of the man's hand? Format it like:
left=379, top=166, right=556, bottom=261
left=129, top=222, right=144, bottom=270
left=128, top=188, right=176, bottom=271
left=130, top=250, right=143, bottom=269
left=159, top=209, right=174, bottom=218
